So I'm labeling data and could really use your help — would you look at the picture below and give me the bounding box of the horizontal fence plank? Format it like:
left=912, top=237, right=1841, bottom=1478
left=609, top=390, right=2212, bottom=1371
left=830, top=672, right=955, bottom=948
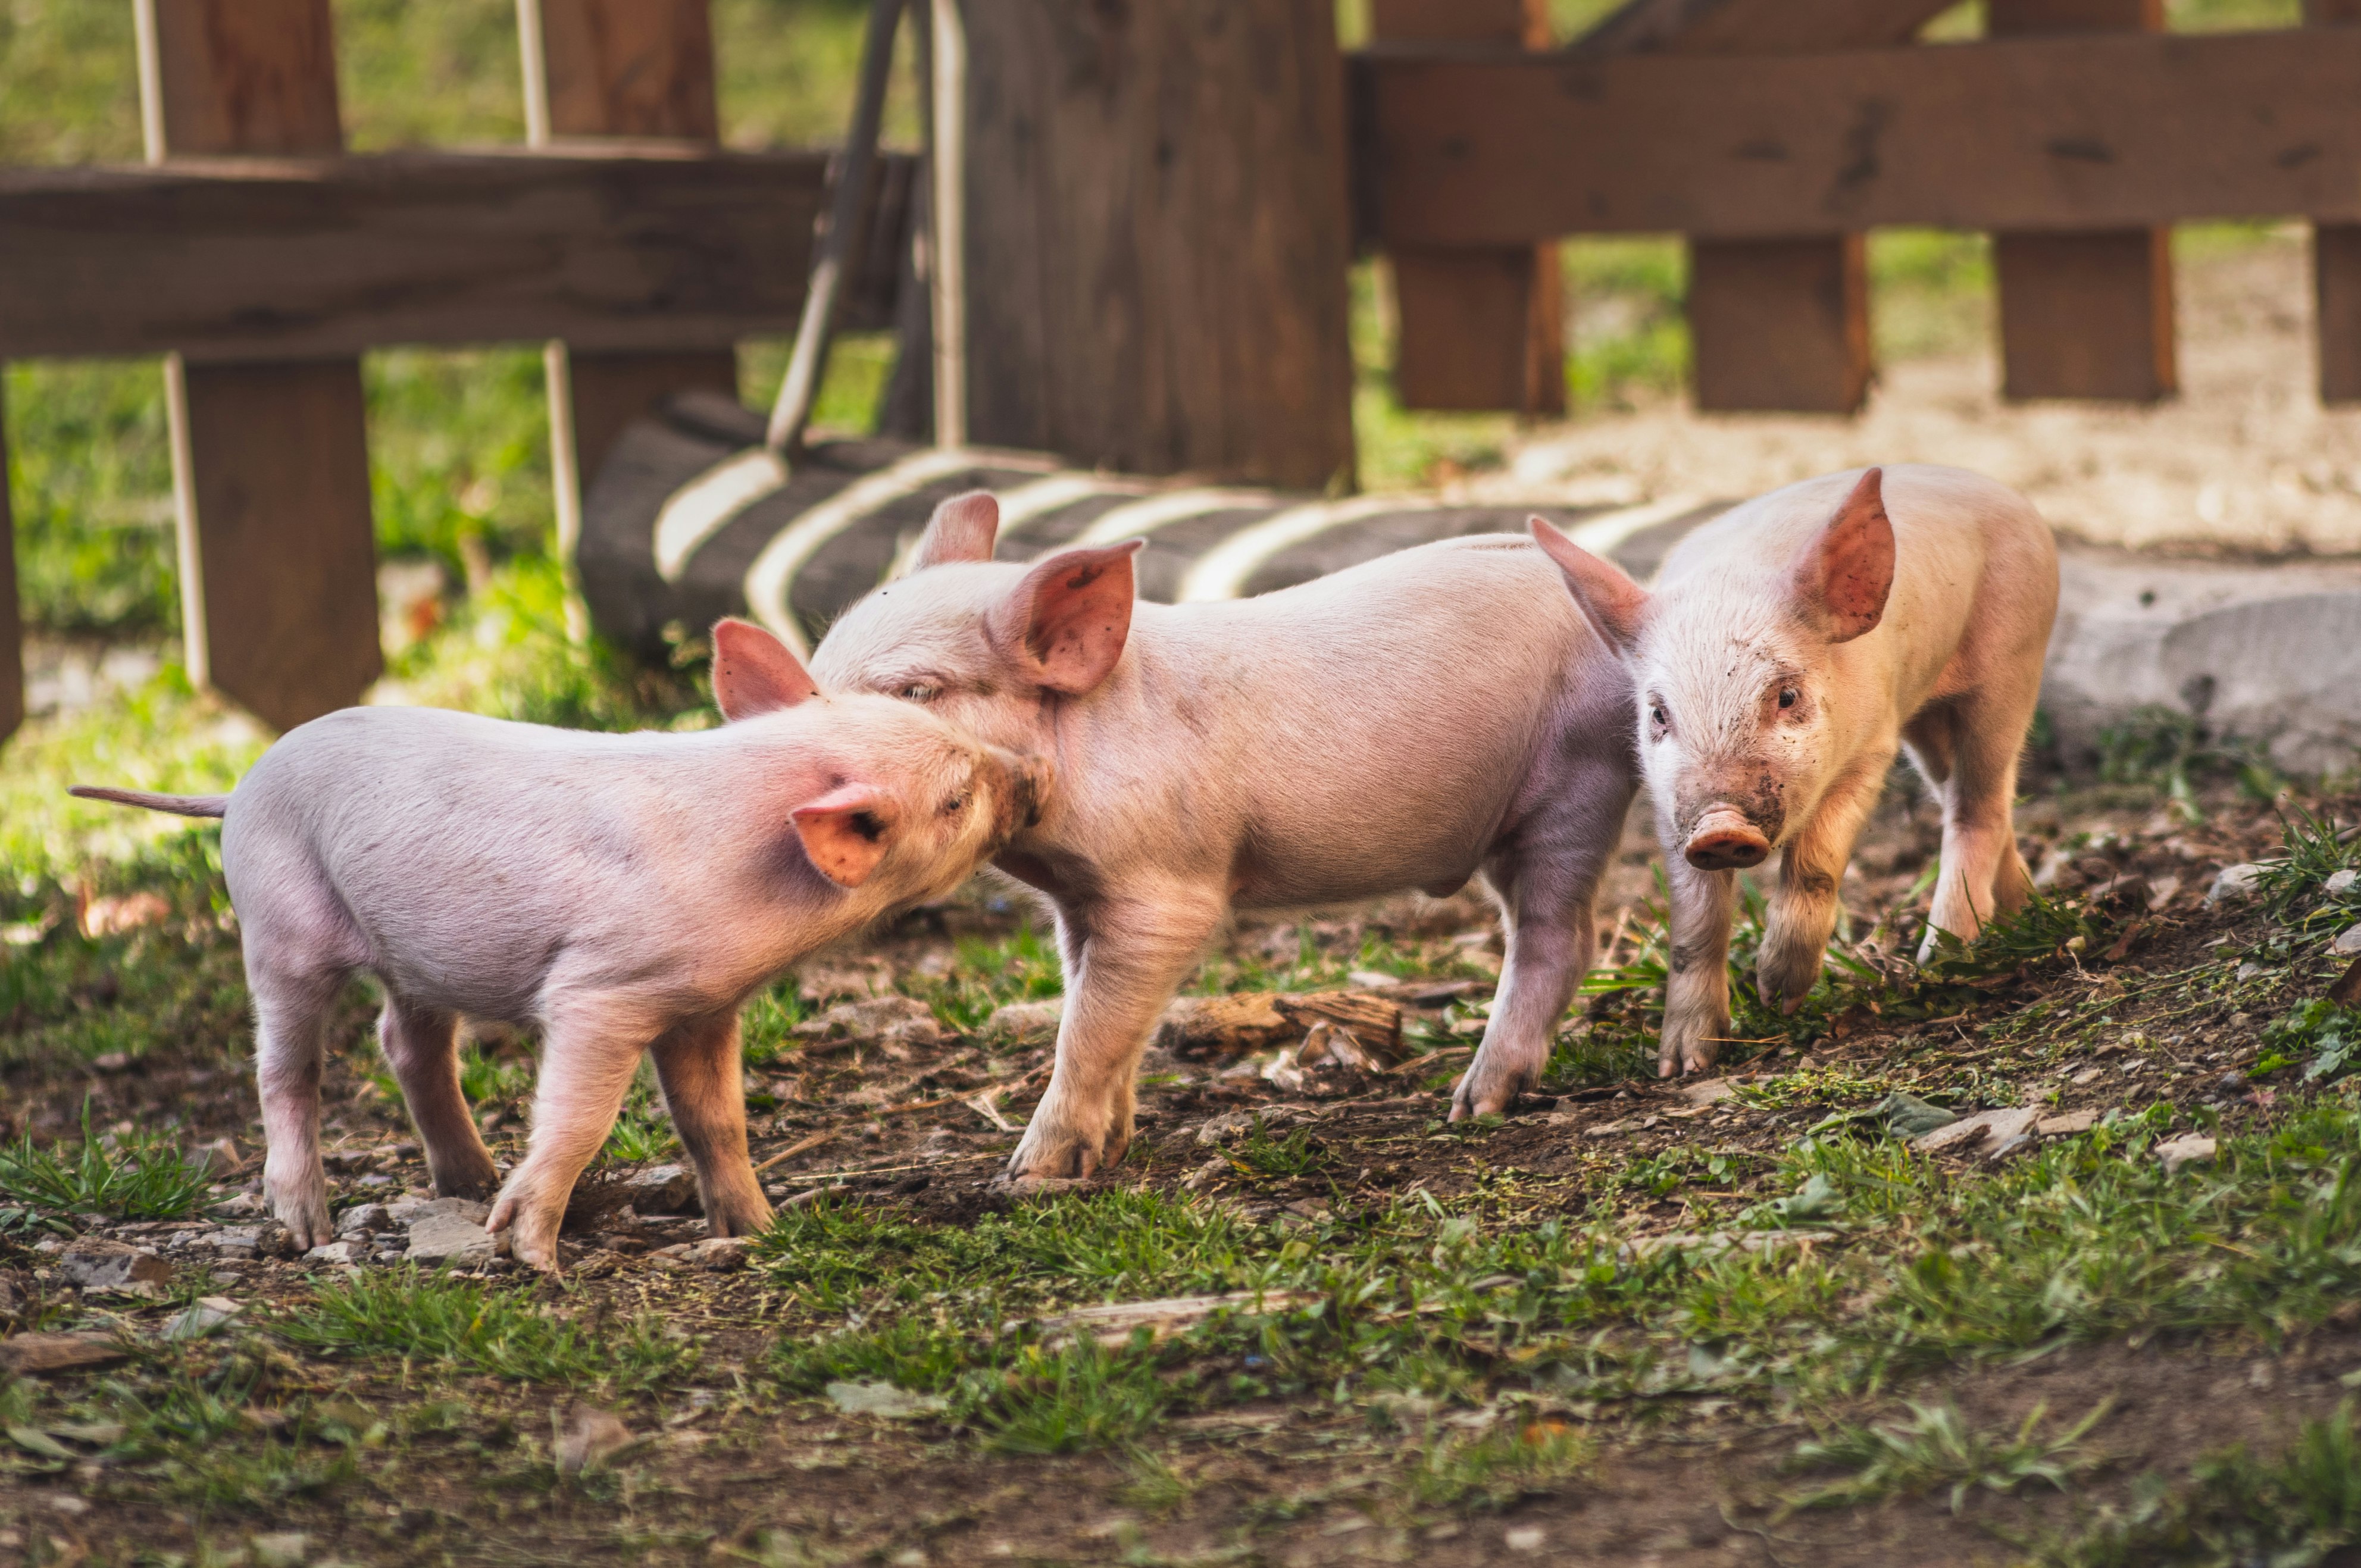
left=1364, top=29, right=2361, bottom=245
left=0, top=146, right=908, bottom=361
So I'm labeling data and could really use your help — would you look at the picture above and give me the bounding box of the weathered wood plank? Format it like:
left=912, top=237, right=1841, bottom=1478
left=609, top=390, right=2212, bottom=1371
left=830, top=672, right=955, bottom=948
left=965, top=0, right=1357, bottom=489
left=1373, top=0, right=1563, bottom=416
left=0, top=383, right=20, bottom=744
left=0, top=149, right=867, bottom=361
left=1987, top=0, right=2174, bottom=402
left=141, top=0, right=380, bottom=731
left=1689, top=235, right=1870, bottom=413
left=1362, top=30, right=2361, bottom=246
left=1572, top=0, right=1962, bottom=55
left=2309, top=0, right=2361, bottom=402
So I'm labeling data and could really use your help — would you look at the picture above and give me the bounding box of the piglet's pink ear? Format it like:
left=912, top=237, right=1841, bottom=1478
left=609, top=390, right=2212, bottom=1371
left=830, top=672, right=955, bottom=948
left=1791, top=467, right=1894, bottom=644
left=1530, top=517, right=1649, bottom=657
left=711, top=618, right=819, bottom=721
left=987, top=541, right=1142, bottom=696
left=903, top=490, right=1001, bottom=573
left=790, top=783, right=896, bottom=888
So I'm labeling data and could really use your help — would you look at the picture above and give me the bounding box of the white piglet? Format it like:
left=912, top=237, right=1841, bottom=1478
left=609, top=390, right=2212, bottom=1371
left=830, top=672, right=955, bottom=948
left=72, top=621, right=1040, bottom=1270
left=1533, top=465, right=2059, bottom=1076
left=809, top=492, right=1642, bottom=1175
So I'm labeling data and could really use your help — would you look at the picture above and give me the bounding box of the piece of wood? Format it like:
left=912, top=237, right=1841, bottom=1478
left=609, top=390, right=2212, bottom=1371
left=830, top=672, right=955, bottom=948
left=0, top=381, right=20, bottom=744
left=1361, top=31, right=2361, bottom=246
left=2310, top=1, right=2361, bottom=402
left=0, top=149, right=881, bottom=361
left=140, top=0, right=378, bottom=730
left=1374, top=0, right=1563, bottom=416
left=521, top=0, right=736, bottom=573
left=1572, top=0, right=1962, bottom=55
left=166, top=358, right=381, bottom=731
left=1689, top=234, right=1871, bottom=413
left=964, top=0, right=1356, bottom=489
left=1988, top=0, right=2173, bottom=402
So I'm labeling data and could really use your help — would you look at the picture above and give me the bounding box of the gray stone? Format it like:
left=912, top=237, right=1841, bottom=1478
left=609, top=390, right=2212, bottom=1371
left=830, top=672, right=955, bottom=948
left=304, top=1241, right=364, bottom=1266
left=59, top=1238, right=171, bottom=1294
left=2156, top=1132, right=2219, bottom=1174
left=2207, top=864, right=2265, bottom=905
left=2334, top=925, right=2361, bottom=958
left=405, top=1211, right=497, bottom=1268
left=334, top=1203, right=392, bottom=1238
left=249, top=1531, right=311, bottom=1568
left=166, top=1295, right=243, bottom=1340
left=2327, top=868, right=2359, bottom=898
left=621, top=1165, right=697, bottom=1215
left=684, top=1237, right=752, bottom=1272
left=794, top=994, right=945, bottom=1050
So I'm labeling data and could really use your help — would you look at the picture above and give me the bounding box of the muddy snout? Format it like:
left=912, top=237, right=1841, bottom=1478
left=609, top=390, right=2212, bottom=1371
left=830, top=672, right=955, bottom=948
left=1684, top=806, right=1771, bottom=871
left=984, top=746, right=1052, bottom=840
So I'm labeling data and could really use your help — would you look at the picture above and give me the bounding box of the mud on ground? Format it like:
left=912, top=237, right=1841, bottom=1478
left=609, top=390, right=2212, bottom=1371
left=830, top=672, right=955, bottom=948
left=4, top=774, right=2361, bottom=1567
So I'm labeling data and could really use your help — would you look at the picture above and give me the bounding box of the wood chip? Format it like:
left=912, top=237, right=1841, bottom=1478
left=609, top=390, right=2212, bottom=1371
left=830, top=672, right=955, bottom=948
left=752, top=1130, right=833, bottom=1175
left=0, top=1334, right=127, bottom=1376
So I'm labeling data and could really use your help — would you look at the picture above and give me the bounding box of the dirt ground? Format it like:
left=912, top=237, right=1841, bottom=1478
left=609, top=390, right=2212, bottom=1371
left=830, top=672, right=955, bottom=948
left=6, top=765, right=2360, bottom=1566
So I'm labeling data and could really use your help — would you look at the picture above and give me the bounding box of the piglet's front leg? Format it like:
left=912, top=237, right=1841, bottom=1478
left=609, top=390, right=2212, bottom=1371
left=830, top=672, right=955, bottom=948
left=1007, top=890, right=1223, bottom=1184
left=1658, top=857, right=1739, bottom=1077
left=488, top=1007, right=651, bottom=1272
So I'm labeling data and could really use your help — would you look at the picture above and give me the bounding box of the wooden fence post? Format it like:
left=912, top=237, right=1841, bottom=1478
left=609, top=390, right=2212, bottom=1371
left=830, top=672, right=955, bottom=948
left=1988, top=0, right=2176, bottom=402
left=137, top=0, right=382, bottom=732
left=1370, top=0, right=1562, bottom=417
left=520, top=0, right=740, bottom=599
left=2310, top=0, right=2361, bottom=402
left=0, top=382, right=20, bottom=744
left=962, top=0, right=1356, bottom=489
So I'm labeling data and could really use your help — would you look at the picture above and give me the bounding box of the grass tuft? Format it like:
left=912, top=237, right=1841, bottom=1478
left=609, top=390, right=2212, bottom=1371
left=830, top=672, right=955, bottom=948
left=1787, top=1398, right=2112, bottom=1515
left=0, top=1105, right=213, bottom=1230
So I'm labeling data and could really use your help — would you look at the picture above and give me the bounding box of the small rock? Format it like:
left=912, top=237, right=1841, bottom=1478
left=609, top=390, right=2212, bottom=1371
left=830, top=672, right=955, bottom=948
left=555, top=1405, right=639, bottom=1474
left=826, top=1380, right=947, bottom=1419
left=249, top=1531, right=311, bottom=1568
left=2327, top=868, right=2359, bottom=898
left=405, top=1211, right=498, bottom=1269
left=190, top=1136, right=245, bottom=1176
left=44, top=1494, right=91, bottom=1517
left=1878, top=1091, right=1960, bottom=1139
left=2333, top=925, right=2361, bottom=958
left=2035, top=1109, right=2099, bottom=1137
left=304, top=1241, right=364, bottom=1266
left=59, top=1238, right=172, bottom=1295
left=90, top=1050, right=132, bottom=1073
left=1677, top=1077, right=1737, bottom=1108
left=334, top=1203, right=392, bottom=1238
left=2207, top=863, right=2263, bottom=905
left=166, top=1295, right=244, bottom=1341
left=1193, top=1106, right=1309, bottom=1146
left=392, top=1195, right=491, bottom=1228
left=684, top=1237, right=752, bottom=1272
left=795, top=994, right=945, bottom=1050
left=1916, top=1107, right=2041, bottom=1154
left=1505, top=1525, right=1547, bottom=1553
left=622, top=1165, right=698, bottom=1216
left=982, top=998, right=1064, bottom=1044
left=1345, top=969, right=1395, bottom=990
left=2156, top=1132, right=2218, bottom=1174
left=0, top=1333, right=127, bottom=1375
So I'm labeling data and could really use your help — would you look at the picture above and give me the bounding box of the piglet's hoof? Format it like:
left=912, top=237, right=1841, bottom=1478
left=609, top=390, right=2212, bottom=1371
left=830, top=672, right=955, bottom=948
left=989, top=1172, right=1090, bottom=1198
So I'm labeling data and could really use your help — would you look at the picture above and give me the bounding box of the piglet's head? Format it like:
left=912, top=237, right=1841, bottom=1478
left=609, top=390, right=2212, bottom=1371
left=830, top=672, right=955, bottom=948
left=1533, top=468, right=1894, bottom=871
left=712, top=615, right=1050, bottom=897
left=809, top=490, right=1141, bottom=783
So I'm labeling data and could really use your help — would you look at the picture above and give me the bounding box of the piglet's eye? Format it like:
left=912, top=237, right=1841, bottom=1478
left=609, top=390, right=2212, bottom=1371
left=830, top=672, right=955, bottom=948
left=942, top=791, right=968, bottom=816
left=896, top=683, right=940, bottom=702
left=1649, top=703, right=1669, bottom=727
left=1778, top=686, right=1799, bottom=710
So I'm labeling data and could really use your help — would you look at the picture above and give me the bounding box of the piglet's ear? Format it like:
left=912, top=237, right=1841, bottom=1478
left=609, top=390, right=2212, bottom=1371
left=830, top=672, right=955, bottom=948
left=711, top=618, right=820, bottom=721
left=903, top=490, right=1001, bottom=574
left=1791, top=467, right=1894, bottom=644
left=987, top=540, right=1142, bottom=696
left=791, top=783, right=896, bottom=888
left=1530, top=517, right=1649, bottom=657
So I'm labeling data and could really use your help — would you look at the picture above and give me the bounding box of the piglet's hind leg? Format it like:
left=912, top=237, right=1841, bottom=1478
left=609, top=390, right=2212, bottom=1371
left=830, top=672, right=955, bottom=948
left=249, top=962, right=345, bottom=1250
left=651, top=1011, right=770, bottom=1237
left=377, top=998, right=500, bottom=1200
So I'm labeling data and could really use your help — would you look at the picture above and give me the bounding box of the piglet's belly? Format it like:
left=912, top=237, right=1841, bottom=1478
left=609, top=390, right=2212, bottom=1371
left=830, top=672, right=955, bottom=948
left=1229, top=835, right=1488, bottom=912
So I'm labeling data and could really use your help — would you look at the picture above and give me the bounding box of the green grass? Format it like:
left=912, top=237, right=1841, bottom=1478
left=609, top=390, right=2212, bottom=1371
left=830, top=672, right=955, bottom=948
left=0, top=1105, right=214, bottom=1232
left=1787, top=1398, right=2112, bottom=1515
left=279, top=1268, right=702, bottom=1391
left=1408, top=1417, right=1596, bottom=1510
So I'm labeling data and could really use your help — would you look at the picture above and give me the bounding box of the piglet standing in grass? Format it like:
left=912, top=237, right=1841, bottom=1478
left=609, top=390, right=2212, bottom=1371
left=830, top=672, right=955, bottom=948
left=1531, top=465, right=2059, bottom=1079
left=70, top=620, right=1042, bottom=1270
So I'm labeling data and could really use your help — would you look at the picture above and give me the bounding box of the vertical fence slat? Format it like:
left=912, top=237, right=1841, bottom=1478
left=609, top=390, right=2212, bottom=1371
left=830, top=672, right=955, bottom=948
left=138, top=0, right=381, bottom=731
left=1988, top=0, right=2175, bottom=402
left=1688, top=235, right=1871, bottom=414
left=2309, top=0, right=2361, bottom=402
left=523, top=0, right=739, bottom=586
left=0, top=380, right=21, bottom=744
left=1372, top=0, right=1563, bottom=417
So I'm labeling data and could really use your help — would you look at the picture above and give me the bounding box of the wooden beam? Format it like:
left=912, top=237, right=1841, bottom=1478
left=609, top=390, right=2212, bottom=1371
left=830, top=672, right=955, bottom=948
left=1361, top=30, right=2361, bottom=246
left=965, top=0, right=1356, bottom=489
left=1572, top=0, right=1962, bottom=55
left=521, top=0, right=738, bottom=577
left=0, top=381, right=20, bottom=745
left=1988, top=0, right=2174, bottom=402
left=139, top=0, right=380, bottom=731
left=1372, top=0, right=1563, bottom=415
left=2310, top=0, right=2361, bottom=401
left=0, top=149, right=865, bottom=362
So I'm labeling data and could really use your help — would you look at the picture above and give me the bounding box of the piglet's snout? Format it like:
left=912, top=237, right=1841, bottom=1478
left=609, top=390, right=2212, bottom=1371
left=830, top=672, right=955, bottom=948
left=1684, top=807, right=1771, bottom=871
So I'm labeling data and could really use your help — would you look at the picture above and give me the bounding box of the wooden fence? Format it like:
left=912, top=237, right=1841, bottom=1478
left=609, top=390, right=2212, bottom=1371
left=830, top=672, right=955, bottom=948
left=9, top=0, right=2361, bottom=744
left=0, top=0, right=905, bottom=743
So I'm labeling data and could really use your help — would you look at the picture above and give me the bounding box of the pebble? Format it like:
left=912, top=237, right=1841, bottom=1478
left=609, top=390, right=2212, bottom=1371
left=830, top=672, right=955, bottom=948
left=166, top=1295, right=244, bottom=1341
left=2156, top=1132, right=2219, bottom=1174
left=58, top=1239, right=171, bottom=1295
left=249, top=1531, right=310, bottom=1568
left=622, top=1164, right=697, bottom=1215
left=405, top=1209, right=498, bottom=1269
left=2333, top=925, right=2361, bottom=957
left=684, top=1237, right=752, bottom=1272
left=304, top=1241, right=365, bottom=1266
left=2327, top=868, right=2358, bottom=898
left=2207, top=863, right=2263, bottom=905
left=334, top=1203, right=392, bottom=1238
